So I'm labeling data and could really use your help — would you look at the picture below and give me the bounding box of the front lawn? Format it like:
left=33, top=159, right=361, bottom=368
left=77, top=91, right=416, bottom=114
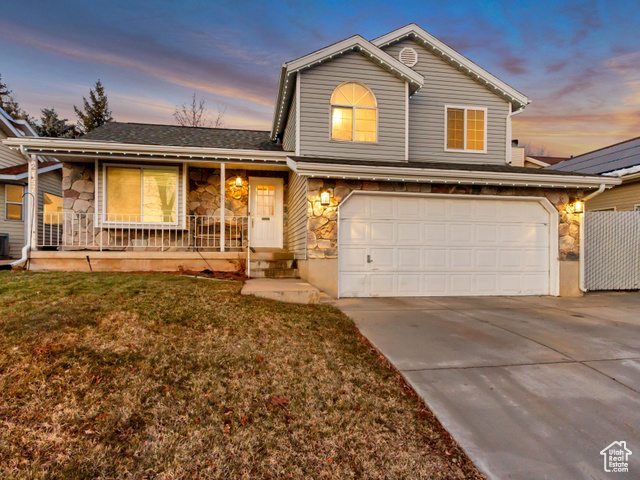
left=0, top=272, right=481, bottom=479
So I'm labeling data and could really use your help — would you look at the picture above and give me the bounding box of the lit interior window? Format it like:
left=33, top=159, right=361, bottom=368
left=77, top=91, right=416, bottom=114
left=446, top=107, right=486, bottom=152
left=330, top=83, right=377, bottom=142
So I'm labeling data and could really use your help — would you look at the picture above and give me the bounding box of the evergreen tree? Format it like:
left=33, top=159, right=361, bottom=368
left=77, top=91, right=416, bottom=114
left=0, top=73, right=34, bottom=125
left=37, top=108, right=78, bottom=138
left=74, top=80, right=113, bottom=133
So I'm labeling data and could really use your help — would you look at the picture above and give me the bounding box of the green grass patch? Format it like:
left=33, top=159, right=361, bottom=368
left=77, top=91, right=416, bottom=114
left=0, top=271, right=481, bottom=479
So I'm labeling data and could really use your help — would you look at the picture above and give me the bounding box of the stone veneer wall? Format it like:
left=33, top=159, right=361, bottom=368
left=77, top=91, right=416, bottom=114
left=306, top=179, right=583, bottom=261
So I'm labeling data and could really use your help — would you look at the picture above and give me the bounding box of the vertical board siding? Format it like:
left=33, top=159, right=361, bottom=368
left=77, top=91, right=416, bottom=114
left=282, top=92, right=297, bottom=152
left=299, top=51, right=406, bottom=161
left=287, top=171, right=307, bottom=259
left=382, top=39, right=510, bottom=165
left=0, top=182, right=25, bottom=257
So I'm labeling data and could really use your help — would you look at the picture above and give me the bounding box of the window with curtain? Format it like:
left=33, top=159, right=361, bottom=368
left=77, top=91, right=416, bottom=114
left=331, top=82, right=377, bottom=142
left=43, top=193, right=63, bottom=225
left=5, top=184, right=23, bottom=220
left=446, top=107, right=486, bottom=152
left=105, top=166, right=177, bottom=223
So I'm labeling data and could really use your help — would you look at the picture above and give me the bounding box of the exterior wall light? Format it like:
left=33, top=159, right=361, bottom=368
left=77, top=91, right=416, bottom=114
left=235, top=176, right=243, bottom=187
left=320, top=190, right=331, bottom=206
left=573, top=200, right=584, bottom=214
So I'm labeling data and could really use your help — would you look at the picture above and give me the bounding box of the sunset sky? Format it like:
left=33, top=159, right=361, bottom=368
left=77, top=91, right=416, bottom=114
left=1, top=0, right=639, bottom=156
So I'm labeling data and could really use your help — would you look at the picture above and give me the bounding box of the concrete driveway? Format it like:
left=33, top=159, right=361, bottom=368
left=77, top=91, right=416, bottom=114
left=337, top=293, right=640, bottom=480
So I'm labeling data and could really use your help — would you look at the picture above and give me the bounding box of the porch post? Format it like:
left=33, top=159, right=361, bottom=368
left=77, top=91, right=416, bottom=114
left=27, top=154, right=39, bottom=251
left=220, top=163, right=225, bottom=252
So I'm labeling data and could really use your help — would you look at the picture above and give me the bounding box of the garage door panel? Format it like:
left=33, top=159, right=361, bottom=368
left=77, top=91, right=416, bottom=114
left=339, top=195, right=552, bottom=297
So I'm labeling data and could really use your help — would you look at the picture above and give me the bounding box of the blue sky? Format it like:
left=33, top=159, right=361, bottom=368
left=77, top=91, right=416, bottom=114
left=1, top=0, right=639, bottom=155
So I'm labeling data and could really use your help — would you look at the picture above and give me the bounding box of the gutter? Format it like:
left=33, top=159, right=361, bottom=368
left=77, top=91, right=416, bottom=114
left=11, top=146, right=32, bottom=269
left=506, top=105, right=526, bottom=165
left=579, top=183, right=607, bottom=293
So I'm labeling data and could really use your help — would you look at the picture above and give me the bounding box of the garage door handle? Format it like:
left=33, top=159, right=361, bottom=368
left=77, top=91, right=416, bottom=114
left=367, top=255, right=373, bottom=263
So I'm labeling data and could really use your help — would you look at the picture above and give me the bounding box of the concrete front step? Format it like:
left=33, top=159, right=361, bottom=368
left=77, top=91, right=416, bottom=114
left=241, top=278, right=320, bottom=304
left=250, top=259, right=294, bottom=270
left=250, top=268, right=299, bottom=279
left=250, top=251, right=295, bottom=261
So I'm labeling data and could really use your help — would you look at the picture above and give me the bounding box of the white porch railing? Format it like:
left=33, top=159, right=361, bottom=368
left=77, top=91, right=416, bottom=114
left=37, top=212, right=249, bottom=252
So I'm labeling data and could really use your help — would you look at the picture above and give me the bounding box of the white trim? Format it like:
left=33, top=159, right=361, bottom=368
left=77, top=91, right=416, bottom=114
left=405, top=82, right=409, bottom=161
left=507, top=105, right=526, bottom=165
left=101, top=163, right=180, bottom=227
left=336, top=190, right=559, bottom=297
left=2, top=137, right=289, bottom=161
left=0, top=162, right=62, bottom=181
left=4, top=183, right=24, bottom=221
left=524, top=156, right=550, bottom=167
left=371, top=24, right=529, bottom=106
left=295, top=71, right=301, bottom=156
left=443, top=105, right=488, bottom=154
left=220, top=163, right=225, bottom=252
left=287, top=157, right=621, bottom=189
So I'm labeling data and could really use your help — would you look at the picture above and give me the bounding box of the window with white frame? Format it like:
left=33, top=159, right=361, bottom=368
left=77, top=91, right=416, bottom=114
left=104, top=165, right=177, bottom=223
left=5, top=184, right=23, bottom=220
left=445, top=106, right=487, bottom=152
left=330, top=82, right=377, bottom=142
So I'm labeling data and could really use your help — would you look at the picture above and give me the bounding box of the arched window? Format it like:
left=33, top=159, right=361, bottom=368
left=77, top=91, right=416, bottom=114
left=330, top=82, right=377, bottom=142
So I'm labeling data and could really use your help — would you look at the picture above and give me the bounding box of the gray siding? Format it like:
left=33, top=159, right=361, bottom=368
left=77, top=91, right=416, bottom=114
left=287, top=171, right=307, bottom=259
left=0, top=130, right=28, bottom=169
left=0, top=182, right=25, bottom=257
left=282, top=91, right=297, bottom=152
left=37, top=169, right=63, bottom=247
left=299, top=51, right=406, bottom=161
left=383, top=39, right=510, bottom=165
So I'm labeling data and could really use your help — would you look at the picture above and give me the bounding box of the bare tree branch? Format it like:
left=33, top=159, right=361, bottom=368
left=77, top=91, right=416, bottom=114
left=173, top=93, right=226, bottom=128
left=521, top=142, right=550, bottom=157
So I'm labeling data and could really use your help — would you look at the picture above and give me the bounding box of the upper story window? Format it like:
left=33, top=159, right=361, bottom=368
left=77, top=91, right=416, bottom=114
left=330, top=82, right=377, bottom=143
left=445, top=106, right=487, bottom=153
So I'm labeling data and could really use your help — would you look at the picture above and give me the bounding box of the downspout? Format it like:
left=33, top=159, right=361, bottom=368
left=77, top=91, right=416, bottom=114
left=506, top=103, right=526, bottom=165
left=579, top=183, right=607, bottom=292
left=11, top=146, right=32, bottom=269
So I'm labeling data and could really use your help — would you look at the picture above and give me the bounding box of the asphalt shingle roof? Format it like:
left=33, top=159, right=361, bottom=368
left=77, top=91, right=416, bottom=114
left=549, top=136, right=640, bottom=174
left=82, top=122, right=284, bottom=151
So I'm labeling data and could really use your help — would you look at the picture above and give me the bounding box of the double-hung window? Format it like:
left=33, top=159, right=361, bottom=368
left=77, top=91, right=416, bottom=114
left=445, top=106, right=487, bottom=152
left=105, top=165, right=177, bottom=223
left=5, top=184, right=23, bottom=220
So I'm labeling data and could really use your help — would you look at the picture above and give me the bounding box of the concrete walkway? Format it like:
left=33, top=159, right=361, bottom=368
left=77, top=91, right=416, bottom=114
left=337, top=293, right=640, bottom=479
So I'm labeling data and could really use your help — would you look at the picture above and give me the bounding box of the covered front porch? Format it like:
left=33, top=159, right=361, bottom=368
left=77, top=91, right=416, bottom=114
left=8, top=136, right=299, bottom=277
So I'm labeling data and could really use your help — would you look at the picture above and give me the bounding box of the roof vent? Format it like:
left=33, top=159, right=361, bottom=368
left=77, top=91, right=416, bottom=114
left=398, top=47, right=418, bottom=67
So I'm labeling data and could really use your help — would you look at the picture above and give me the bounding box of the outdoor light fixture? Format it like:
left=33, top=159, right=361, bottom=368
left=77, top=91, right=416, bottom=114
left=320, top=190, right=331, bottom=206
left=235, top=176, right=243, bottom=187
left=573, top=200, right=584, bottom=214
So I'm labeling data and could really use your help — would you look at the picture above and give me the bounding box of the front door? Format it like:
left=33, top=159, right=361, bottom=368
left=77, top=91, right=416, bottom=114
left=249, top=177, right=284, bottom=248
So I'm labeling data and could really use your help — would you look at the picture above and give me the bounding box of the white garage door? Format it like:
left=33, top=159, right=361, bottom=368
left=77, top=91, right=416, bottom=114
left=338, top=194, right=553, bottom=297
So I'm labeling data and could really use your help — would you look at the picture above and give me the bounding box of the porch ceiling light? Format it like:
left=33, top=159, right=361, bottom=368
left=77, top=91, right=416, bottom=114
left=235, top=176, right=243, bottom=187
left=320, top=190, right=331, bottom=206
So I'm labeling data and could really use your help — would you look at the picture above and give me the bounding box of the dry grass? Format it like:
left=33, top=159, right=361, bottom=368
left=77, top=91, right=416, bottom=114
left=0, top=272, right=482, bottom=479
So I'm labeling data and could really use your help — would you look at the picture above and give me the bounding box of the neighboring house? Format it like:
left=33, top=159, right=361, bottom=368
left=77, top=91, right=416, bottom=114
left=2, top=24, right=619, bottom=296
left=0, top=108, right=62, bottom=259
left=526, top=155, right=570, bottom=168
left=549, top=136, right=640, bottom=211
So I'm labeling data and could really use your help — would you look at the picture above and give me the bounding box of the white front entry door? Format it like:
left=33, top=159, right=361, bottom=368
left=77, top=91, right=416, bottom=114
left=249, top=177, right=284, bottom=248
left=339, top=194, right=554, bottom=297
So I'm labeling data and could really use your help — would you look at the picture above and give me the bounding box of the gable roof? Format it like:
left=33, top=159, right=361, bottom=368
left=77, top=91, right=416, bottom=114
left=0, top=107, right=38, bottom=138
left=83, top=122, right=283, bottom=151
left=528, top=156, right=570, bottom=166
left=549, top=136, right=640, bottom=174
left=371, top=24, right=529, bottom=108
left=271, top=34, right=425, bottom=139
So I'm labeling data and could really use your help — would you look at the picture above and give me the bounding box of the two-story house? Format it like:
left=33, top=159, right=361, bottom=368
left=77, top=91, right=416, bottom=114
left=2, top=24, right=619, bottom=296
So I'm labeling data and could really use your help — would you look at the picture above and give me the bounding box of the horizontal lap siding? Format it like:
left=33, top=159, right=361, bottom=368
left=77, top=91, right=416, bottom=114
left=287, top=171, right=307, bottom=259
left=37, top=169, right=63, bottom=247
left=0, top=131, right=27, bottom=169
left=299, top=51, right=406, bottom=162
left=383, top=39, right=509, bottom=165
left=282, top=92, right=297, bottom=152
left=586, top=182, right=640, bottom=211
left=0, top=182, right=25, bottom=257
